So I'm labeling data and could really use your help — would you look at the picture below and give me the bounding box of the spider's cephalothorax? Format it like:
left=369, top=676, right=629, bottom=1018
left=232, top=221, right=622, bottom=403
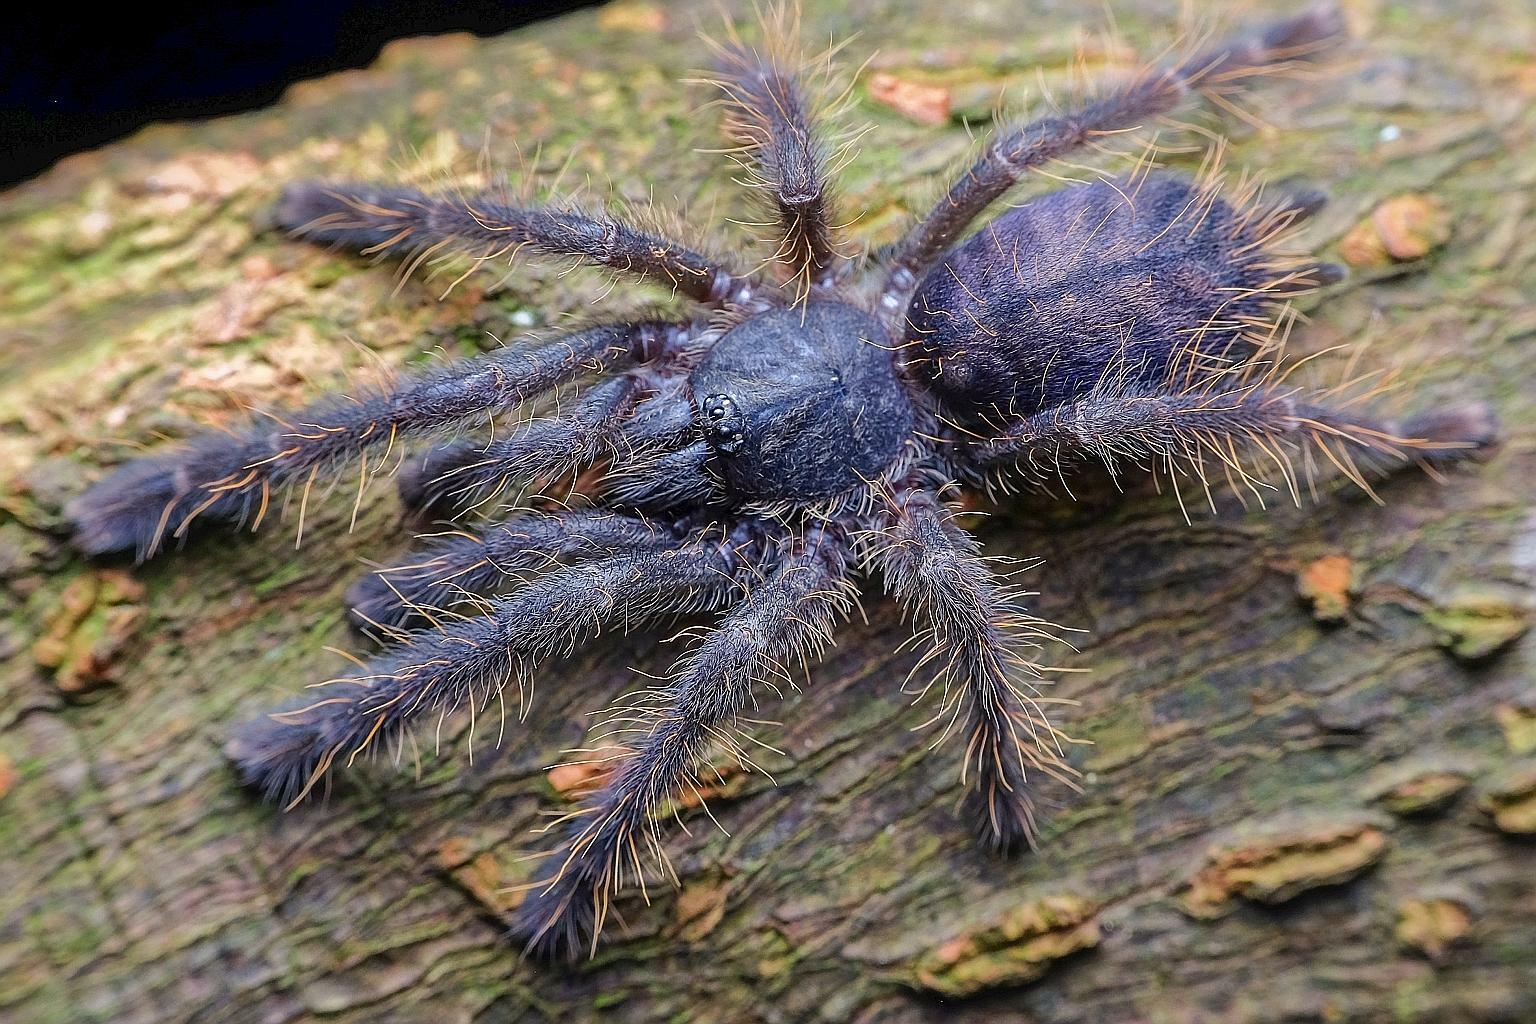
left=691, top=302, right=913, bottom=500
left=68, top=7, right=1494, bottom=959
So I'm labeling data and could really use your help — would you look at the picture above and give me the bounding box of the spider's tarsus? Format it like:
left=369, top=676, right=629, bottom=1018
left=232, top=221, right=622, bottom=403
left=1275, top=186, right=1331, bottom=223
left=67, top=453, right=201, bottom=561
left=1177, top=5, right=1346, bottom=86
left=510, top=867, right=602, bottom=963
left=1402, top=402, right=1501, bottom=458
left=225, top=685, right=372, bottom=807
left=965, top=787, right=1040, bottom=857
left=1261, top=4, right=1347, bottom=55
left=275, top=182, right=420, bottom=252
left=1305, top=261, right=1348, bottom=289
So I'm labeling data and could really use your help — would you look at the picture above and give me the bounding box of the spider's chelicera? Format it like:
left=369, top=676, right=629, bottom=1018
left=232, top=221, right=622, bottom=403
left=67, top=8, right=1493, bottom=958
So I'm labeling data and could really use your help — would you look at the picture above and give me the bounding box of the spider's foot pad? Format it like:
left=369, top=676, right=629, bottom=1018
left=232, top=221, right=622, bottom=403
left=510, top=874, right=602, bottom=962
left=1404, top=402, right=1500, bottom=456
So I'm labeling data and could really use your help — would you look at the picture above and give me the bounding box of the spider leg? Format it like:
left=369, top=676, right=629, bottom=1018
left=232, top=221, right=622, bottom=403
left=606, top=440, right=721, bottom=511
left=962, top=384, right=1497, bottom=499
left=511, top=528, right=853, bottom=960
left=612, top=375, right=698, bottom=454
left=67, top=320, right=688, bottom=560
left=276, top=182, right=761, bottom=307
left=1270, top=185, right=1329, bottom=226
left=346, top=509, right=685, bottom=634
left=868, top=487, right=1072, bottom=853
left=402, top=335, right=711, bottom=519
left=227, top=535, right=750, bottom=809
left=399, top=374, right=642, bottom=520
left=711, top=42, right=842, bottom=288
left=879, top=7, right=1345, bottom=307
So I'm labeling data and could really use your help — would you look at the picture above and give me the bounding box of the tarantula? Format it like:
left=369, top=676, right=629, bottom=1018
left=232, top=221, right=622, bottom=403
left=67, top=6, right=1491, bottom=958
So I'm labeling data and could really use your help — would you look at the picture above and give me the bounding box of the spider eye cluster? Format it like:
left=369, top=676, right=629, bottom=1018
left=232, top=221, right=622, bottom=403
left=699, top=394, right=746, bottom=455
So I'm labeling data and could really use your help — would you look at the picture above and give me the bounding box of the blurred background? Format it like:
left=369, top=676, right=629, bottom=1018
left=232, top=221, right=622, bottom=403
left=0, top=1, right=602, bottom=188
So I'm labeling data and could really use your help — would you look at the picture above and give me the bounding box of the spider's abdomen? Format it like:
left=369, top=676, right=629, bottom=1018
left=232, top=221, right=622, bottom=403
left=689, top=302, right=912, bottom=501
left=903, top=174, right=1315, bottom=419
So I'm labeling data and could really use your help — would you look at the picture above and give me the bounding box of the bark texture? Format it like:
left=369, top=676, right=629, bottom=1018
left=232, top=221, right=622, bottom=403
left=2, top=1, right=1534, bottom=1022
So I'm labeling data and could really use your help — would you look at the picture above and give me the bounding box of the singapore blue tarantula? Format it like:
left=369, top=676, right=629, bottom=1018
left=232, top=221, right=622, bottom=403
left=68, top=7, right=1492, bottom=958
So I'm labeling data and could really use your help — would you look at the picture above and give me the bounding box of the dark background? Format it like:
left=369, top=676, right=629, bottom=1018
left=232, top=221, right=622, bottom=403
left=0, top=1, right=603, bottom=189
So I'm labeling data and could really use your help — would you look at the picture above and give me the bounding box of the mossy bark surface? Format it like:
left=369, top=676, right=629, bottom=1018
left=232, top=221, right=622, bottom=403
left=2, top=2, right=1534, bottom=1022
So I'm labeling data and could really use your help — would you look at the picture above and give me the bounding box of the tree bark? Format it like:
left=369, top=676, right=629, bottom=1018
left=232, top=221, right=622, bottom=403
left=2, top=2, right=1533, bottom=1022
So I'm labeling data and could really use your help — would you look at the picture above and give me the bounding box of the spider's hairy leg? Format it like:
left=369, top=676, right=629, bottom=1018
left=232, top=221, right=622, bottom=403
left=68, top=321, right=678, bottom=561
left=606, top=439, right=721, bottom=511
left=1267, top=184, right=1330, bottom=227
left=611, top=375, right=699, bottom=454
left=346, top=509, right=686, bottom=634
left=228, top=538, right=748, bottom=808
left=964, top=383, right=1497, bottom=499
left=709, top=38, right=842, bottom=287
left=511, top=529, right=853, bottom=960
left=276, top=183, right=760, bottom=306
left=878, top=5, right=1345, bottom=304
left=399, top=375, right=641, bottom=520
left=868, top=487, right=1073, bottom=853
left=399, top=327, right=703, bottom=520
